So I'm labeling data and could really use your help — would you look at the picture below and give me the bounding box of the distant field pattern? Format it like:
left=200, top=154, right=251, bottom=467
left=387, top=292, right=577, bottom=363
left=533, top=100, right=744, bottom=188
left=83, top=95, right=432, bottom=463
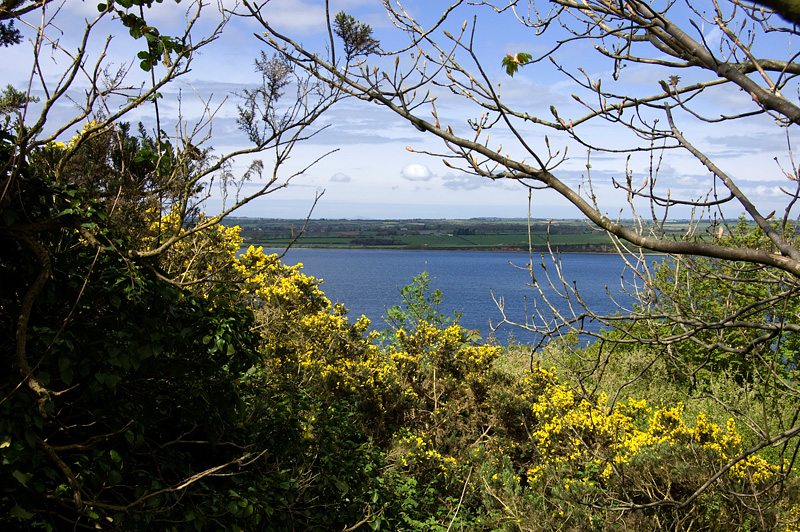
left=231, top=217, right=705, bottom=252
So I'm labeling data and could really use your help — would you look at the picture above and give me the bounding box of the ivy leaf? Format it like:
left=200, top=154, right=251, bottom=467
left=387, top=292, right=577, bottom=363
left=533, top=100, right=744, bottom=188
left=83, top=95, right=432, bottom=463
left=58, top=356, right=74, bottom=385
left=12, top=470, right=32, bottom=487
left=10, top=504, right=34, bottom=520
left=108, top=470, right=123, bottom=486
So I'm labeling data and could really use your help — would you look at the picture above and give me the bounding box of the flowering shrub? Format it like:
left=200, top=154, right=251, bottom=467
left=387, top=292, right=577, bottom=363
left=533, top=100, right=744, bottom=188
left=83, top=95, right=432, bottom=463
left=469, top=364, right=794, bottom=531
left=139, top=208, right=243, bottom=285
left=49, top=120, right=101, bottom=150
left=153, top=229, right=798, bottom=531
left=233, top=244, right=374, bottom=377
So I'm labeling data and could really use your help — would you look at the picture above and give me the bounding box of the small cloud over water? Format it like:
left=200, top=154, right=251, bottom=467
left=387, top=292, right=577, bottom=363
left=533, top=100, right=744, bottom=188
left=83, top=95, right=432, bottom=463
left=401, top=163, right=434, bottom=181
left=330, top=172, right=352, bottom=183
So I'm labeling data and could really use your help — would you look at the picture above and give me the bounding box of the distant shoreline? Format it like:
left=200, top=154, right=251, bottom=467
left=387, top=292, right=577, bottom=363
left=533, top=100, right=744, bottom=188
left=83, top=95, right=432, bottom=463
left=253, top=244, right=629, bottom=254
left=245, top=240, right=670, bottom=255
left=232, top=216, right=701, bottom=254
left=250, top=245, right=666, bottom=255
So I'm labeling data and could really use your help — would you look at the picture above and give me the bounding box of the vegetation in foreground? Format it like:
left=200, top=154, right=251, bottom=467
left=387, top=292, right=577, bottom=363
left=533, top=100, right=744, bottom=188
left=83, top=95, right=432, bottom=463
left=3, top=0, right=800, bottom=529
left=4, top=205, right=799, bottom=529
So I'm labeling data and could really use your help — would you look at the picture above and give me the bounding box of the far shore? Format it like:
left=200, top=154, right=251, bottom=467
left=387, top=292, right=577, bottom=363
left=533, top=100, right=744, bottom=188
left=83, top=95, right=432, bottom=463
left=232, top=216, right=700, bottom=254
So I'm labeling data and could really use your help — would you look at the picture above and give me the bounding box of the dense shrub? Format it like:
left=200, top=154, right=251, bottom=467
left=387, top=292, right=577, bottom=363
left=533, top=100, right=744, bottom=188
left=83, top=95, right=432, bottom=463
left=5, top=214, right=797, bottom=530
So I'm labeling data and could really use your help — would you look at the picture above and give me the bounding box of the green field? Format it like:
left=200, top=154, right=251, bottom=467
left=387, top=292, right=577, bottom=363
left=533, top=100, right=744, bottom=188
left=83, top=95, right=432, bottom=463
left=229, top=217, right=709, bottom=252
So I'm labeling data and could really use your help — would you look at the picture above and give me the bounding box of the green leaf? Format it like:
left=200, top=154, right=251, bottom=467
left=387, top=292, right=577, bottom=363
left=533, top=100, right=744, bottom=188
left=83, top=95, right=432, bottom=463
left=12, top=470, right=32, bottom=487
left=9, top=504, right=34, bottom=520
left=502, top=52, right=531, bottom=77
left=333, top=479, right=349, bottom=494
left=23, top=430, right=35, bottom=448
left=61, top=366, right=74, bottom=385
left=108, top=470, right=123, bottom=486
left=2, top=208, right=17, bottom=226
left=105, top=373, right=121, bottom=389
left=501, top=56, right=518, bottom=77
left=59, top=356, right=73, bottom=385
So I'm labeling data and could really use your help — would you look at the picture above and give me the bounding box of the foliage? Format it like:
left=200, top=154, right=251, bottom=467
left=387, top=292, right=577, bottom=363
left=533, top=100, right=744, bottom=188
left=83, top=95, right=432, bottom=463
left=243, top=1, right=800, bottom=522
left=0, top=1, right=341, bottom=529
left=229, top=258, right=800, bottom=531
left=6, top=1, right=800, bottom=529
left=591, top=217, right=800, bottom=395
left=0, top=84, right=36, bottom=116
left=333, top=11, right=379, bottom=61
left=482, top=368, right=792, bottom=531
left=97, top=0, right=186, bottom=71
left=4, top=179, right=796, bottom=530
left=236, top=52, right=294, bottom=145
left=0, top=20, right=21, bottom=47
left=501, top=52, right=532, bottom=77
left=0, top=191, right=261, bottom=528
left=381, top=271, right=466, bottom=345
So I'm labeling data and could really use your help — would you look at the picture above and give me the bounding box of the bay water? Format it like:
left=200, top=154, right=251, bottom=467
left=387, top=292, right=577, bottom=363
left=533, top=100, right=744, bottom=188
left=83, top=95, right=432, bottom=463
left=262, top=248, right=654, bottom=345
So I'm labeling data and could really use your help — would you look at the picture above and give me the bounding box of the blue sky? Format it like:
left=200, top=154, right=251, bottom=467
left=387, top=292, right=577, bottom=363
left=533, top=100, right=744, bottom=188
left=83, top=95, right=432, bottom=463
left=2, top=0, right=794, bottom=220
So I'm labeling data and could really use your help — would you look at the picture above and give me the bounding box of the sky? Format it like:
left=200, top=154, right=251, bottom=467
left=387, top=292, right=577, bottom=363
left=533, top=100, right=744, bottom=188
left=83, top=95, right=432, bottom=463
left=2, top=0, right=796, bottom=220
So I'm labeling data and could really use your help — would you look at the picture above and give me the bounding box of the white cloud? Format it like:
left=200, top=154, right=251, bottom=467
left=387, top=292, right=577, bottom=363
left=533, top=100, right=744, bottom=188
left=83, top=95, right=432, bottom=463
left=330, top=172, right=352, bottom=182
left=255, top=0, right=327, bottom=33
left=401, top=163, right=434, bottom=181
left=748, top=185, right=786, bottom=198
left=441, top=172, right=515, bottom=191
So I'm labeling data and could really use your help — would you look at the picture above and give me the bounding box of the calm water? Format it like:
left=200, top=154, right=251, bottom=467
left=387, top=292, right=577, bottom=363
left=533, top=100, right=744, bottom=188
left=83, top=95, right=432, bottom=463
left=262, top=248, right=652, bottom=345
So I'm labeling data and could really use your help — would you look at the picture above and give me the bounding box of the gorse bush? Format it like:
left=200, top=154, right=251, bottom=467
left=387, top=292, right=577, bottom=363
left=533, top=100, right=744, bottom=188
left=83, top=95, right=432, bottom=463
left=4, top=210, right=798, bottom=530
left=7, top=0, right=800, bottom=528
left=489, top=371, right=789, bottom=530
left=225, top=235, right=798, bottom=531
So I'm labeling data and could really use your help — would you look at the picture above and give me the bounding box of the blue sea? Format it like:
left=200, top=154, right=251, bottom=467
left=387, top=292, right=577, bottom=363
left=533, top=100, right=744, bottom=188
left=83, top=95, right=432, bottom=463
left=260, top=248, right=658, bottom=345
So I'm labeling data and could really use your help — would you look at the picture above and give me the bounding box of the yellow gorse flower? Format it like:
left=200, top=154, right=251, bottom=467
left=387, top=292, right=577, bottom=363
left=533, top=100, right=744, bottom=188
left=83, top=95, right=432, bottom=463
left=50, top=120, right=100, bottom=151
